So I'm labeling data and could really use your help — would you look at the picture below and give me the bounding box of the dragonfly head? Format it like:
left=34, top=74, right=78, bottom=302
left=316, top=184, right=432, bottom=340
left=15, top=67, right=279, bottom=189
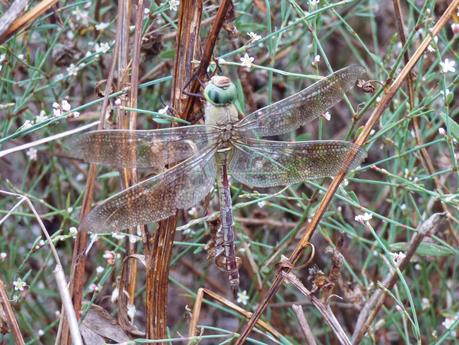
left=204, top=76, right=236, bottom=106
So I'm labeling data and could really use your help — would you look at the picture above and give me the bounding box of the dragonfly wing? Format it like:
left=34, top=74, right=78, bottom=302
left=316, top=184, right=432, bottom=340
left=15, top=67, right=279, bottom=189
left=229, top=138, right=365, bottom=188
left=82, top=147, right=217, bottom=232
left=67, top=125, right=219, bottom=169
left=236, top=65, right=366, bottom=137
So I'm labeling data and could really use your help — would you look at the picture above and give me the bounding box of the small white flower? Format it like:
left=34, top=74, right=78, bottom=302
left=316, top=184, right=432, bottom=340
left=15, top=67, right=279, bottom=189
left=53, top=108, right=61, bottom=117
left=442, top=314, right=459, bottom=336
left=144, top=8, right=150, bottom=15
left=322, top=111, right=331, bottom=121
left=22, top=120, right=33, bottom=130
left=38, top=329, right=44, bottom=337
left=26, top=148, right=38, bottom=161
left=66, top=63, right=79, bottom=76
left=0, top=252, right=7, bottom=260
left=0, top=54, right=5, bottom=63
left=103, top=250, right=116, bottom=265
left=73, top=111, right=80, bottom=118
left=35, top=110, right=48, bottom=123
left=61, top=100, right=71, bottom=112
left=127, top=303, right=136, bottom=322
left=438, top=127, right=446, bottom=136
left=69, top=227, right=78, bottom=236
left=95, top=22, right=110, bottom=31
left=355, top=212, right=373, bottom=223
left=72, top=8, right=90, bottom=26
left=451, top=23, right=459, bottom=35
left=128, top=235, right=138, bottom=244
left=427, top=36, right=438, bottom=53
left=94, top=42, right=110, bottom=54
left=240, top=53, right=255, bottom=70
left=312, top=54, right=321, bottom=66
left=257, top=200, right=266, bottom=208
left=88, top=283, right=99, bottom=292
left=440, top=58, right=456, bottom=74
left=236, top=290, right=249, bottom=305
left=247, top=32, right=262, bottom=43
left=13, top=278, right=27, bottom=291
left=169, top=0, right=179, bottom=11
left=17, top=54, right=24, bottom=61
left=96, top=266, right=104, bottom=274
left=400, top=204, right=407, bottom=211
left=309, top=0, right=320, bottom=7
left=392, top=251, right=406, bottom=265
left=114, top=98, right=122, bottom=106
left=421, top=297, right=430, bottom=310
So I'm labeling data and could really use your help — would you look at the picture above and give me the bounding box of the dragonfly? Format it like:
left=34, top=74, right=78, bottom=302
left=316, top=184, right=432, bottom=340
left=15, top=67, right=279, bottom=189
left=69, top=65, right=367, bottom=292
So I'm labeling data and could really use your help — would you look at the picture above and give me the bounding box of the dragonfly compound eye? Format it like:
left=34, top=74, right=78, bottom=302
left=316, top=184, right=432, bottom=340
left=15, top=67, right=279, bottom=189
left=204, top=76, right=236, bottom=106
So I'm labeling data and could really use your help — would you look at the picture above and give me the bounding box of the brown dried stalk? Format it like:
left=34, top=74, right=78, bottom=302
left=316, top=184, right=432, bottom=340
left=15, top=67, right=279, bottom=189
left=146, top=0, right=203, bottom=340
left=292, top=304, right=317, bottom=345
left=0, top=0, right=28, bottom=40
left=188, top=288, right=282, bottom=341
left=284, top=272, right=351, bottom=345
left=0, top=0, right=58, bottom=44
left=181, top=0, right=234, bottom=120
left=59, top=3, right=122, bottom=345
left=0, top=279, right=25, bottom=345
left=235, top=1, right=459, bottom=342
left=351, top=212, right=446, bottom=343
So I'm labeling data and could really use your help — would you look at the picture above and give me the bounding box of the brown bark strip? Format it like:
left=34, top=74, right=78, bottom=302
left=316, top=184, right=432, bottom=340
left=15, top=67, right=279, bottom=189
left=0, top=0, right=58, bottom=44
left=59, top=2, right=122, bottom=344
left=145, top=0, right=203, bottom=340
left=0, top=0, right=28, bottom=39
left=235, top=1, right=459, bottom=343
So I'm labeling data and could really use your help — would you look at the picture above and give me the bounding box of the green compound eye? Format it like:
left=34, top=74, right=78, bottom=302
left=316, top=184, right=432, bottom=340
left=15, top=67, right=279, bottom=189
left=204, top=76, right=236, bottom=106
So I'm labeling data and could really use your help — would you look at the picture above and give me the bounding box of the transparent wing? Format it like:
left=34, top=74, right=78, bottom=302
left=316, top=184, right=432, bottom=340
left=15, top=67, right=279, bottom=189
left=67, top=125, right=219, bottom=169
left=229, top=138, right=365, bottom=188
left=82, top=147, right=217, bottom=232
left=235, top=65, right=366, bottom=137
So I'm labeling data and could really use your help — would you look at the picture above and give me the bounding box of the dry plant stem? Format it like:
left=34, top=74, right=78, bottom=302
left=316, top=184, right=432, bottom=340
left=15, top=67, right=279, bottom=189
left=235, top=2, right=459, bottom=342
left=59, top=7, right=121, bottom=345
left=146, top=0, right=203, bottom=340
left=283, top=273, right=351, bottom=345
left=0, top=0, right=28, bottom=38
left=188, top=288, right=282, bottom=340
left=0, top=279, right=25, bottom=344
left=351, top=212, right=447, bottom=343
left=392, top=0, right=458, bottom=244
left=181, top=0, right=234, bottom=118
left=0, top=121, right=99, bottom=158
left=114, top=0, right=139, bottom=310
left=54, top=266, right=83, bottom=345
left=292, top=304, right=317, bottom=345
left=0, top=0, right=58, bottom=43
